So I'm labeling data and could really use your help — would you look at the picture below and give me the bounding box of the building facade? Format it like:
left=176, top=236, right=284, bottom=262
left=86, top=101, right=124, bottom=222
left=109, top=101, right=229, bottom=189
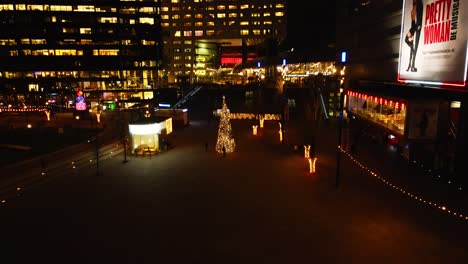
left=160, top=0, right=286, bottom=84
left=337, top=0, right=468, bottom=186
left=0, top=1, right=163, bottom=105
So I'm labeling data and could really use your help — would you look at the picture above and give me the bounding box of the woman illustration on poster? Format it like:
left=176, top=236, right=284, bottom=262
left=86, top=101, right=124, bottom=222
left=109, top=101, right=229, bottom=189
left=405, top=0, right=424, bottom=72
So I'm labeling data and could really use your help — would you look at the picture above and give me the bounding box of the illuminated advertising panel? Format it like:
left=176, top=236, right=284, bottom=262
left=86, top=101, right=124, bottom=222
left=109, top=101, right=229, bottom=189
left=75, top=90, right=87, bottom=111
left=398, top=0, right=468, bottom=87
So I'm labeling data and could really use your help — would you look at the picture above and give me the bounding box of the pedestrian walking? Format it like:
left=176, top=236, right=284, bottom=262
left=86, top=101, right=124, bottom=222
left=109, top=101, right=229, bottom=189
left=222, top=145, right=226, bottom=157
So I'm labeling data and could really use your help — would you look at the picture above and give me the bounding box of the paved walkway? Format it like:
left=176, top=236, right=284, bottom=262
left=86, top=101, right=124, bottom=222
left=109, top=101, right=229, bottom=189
left=2, top=94, right=468, bottom=263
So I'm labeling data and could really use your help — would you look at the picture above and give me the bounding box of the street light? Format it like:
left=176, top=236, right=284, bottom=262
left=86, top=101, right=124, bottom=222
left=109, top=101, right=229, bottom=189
left=336, top=52, right=347, bottom=188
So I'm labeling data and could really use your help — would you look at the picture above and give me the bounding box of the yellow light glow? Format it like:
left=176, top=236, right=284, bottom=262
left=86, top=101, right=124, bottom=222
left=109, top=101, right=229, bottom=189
left=45, top=110, right=51, bottom=121
left=308, top=157, right=317, bottom=173
left=304, top=145, right=311, bottom=158
left=252, top=125, right=258, bottom=135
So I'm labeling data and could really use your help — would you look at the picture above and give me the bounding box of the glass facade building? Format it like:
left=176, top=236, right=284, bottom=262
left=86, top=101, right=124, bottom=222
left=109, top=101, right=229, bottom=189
left=0, top=1, right=162, bottom=103
left=160, top=0, right=286, bottom=84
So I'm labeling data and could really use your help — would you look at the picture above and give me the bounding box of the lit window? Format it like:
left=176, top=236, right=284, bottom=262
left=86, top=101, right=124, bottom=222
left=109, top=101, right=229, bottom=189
left=253, top=30, right=261, bottom=35
left=172, top=7, right=180, bottom=11
left=184, top=22, right=192, bottom=27
left=195, top=22, right=203, bottom=27
left=141, top=40, right=155, bottom=45
left=228, top=5, right=237, bottom=10
left=264, top=21, right=272, bottom=25
left=240, top=5, right=249, bottom=9
left=50, top=5, right=72, bottom=11
left=171, top=0, right=179, bottom=3
left=195, top=30, right=203, bottom=37
left=217, top=5, right=226, bottom=10
left=161, top=7, right=169, bottom=12
left=174, top=31, right=181, bottom=37
left=184, top=14, right=191, bottom=19
left=27, top=5, right=44, bottom=11
left=264, top=13, right=271, bottom=17
left=252, top=13, right=260, bottom=17
left=240, top=21, right=249, bottom=26
left=217, top=13, right=226, bottom=18
left=275, top=12, right=284, bottom=16
left=184, top=40, right=192, bottom=44
left=139, top=17, right=154, bottom=24
left=195, top=14, right=203, bottom=19
left=0, top=4, right=13, bottom=11
left=184, top=48, right=191, bottom=53
left=80, top=39, right=93, bottom=44
left=240, top=29, right=249, bottom=36
left=55, top=49, right=82, bottom=56
left=99, top=17, right=117, bottom=23
left=15, top=4, right=26, bottom=10
left=80, top=28, right=92, bottom=34
left=122, top=40, right=132, bottom=45
left=184, top=31, right=192, bottom=37
left=31, top=39, right=47, bottom=45
left=206, top=30, right=215, bottom=36
left=75, top=5, right=95, bottom=12
left=172, top=15, right=180, bottom=19
left=161, top=15, right=169, bottom=20
left=276, top=4, right=285, bottom=8
left=207, top=22, right=215, bottom=26
left=21, top=39, right=30, bottom=44
left=140, top=7, right=155, bottom=13
left=162, top=23, right=170, bottom=27
left=93, top=49, right=119, bottom=56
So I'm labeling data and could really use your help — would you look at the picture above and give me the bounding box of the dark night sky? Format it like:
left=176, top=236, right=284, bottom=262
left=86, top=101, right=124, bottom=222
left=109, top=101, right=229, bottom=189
left=286, top=1, right=336, bottom=54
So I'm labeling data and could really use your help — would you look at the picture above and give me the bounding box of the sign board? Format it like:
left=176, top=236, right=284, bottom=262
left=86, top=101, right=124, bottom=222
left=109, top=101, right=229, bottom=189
left=398, top=0, right=468, bottom=87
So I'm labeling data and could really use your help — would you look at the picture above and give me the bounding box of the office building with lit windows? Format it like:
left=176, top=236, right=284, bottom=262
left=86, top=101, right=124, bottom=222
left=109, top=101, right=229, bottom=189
left=160, top=0, right=286, bottom=84
left=0, top=1, right=162, bottom=104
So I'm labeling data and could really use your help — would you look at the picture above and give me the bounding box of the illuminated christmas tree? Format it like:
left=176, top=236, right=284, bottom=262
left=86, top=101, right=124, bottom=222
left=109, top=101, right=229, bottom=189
left=216, top=95, right=236, bottom=153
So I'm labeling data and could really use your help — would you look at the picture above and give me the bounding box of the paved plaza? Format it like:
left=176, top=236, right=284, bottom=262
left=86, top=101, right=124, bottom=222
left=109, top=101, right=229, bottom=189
left=2, top=91, right=468, bottom=263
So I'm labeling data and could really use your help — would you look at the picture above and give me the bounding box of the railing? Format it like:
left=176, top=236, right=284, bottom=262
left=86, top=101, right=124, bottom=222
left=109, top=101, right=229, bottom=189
left=171, top=86, right=202, bottom=109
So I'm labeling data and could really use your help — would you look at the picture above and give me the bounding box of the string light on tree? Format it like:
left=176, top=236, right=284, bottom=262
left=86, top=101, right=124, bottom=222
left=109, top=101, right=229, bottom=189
left=216, top=96, right=236, bottom=153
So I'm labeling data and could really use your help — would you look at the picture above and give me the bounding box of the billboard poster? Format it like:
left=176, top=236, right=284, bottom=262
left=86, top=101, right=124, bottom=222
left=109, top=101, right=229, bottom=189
left=75, top=89, right=87, bottom=111
left=398, top=0, right=468, bottom=87
left=408, top=102, right=439, bottom=139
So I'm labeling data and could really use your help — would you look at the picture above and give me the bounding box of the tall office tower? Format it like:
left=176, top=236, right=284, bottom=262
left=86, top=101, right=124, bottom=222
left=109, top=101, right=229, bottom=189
left=0, top=1, right=162, bottom=103
left=160, top=0, right=286, bottom=84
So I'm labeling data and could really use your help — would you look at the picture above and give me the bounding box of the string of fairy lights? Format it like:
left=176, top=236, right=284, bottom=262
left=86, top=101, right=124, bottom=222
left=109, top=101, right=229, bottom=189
left=339, top=146, right=468, bottom=222
left=0, top=143, right=122, bottom=206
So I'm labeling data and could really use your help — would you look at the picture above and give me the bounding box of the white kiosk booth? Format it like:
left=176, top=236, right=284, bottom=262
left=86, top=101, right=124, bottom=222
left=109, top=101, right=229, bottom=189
left=128, top=117, right=172, bottom=155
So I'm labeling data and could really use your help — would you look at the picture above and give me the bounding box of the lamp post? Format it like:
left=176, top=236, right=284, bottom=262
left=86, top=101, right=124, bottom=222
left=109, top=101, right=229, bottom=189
left=336, top=52, right=347, bottom=188
left=336, top=89, right=345, bottom=188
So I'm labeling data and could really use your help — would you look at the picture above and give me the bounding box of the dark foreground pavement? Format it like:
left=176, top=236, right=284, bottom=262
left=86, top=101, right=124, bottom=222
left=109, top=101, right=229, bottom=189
left=2, top=107, right=468, bottom=263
